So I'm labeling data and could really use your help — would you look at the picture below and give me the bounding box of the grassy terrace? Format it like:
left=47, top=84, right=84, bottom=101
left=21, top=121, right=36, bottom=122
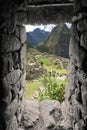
left=25, top=80, right=41, bottom=99
left=25, top=47, right=68, bottom=101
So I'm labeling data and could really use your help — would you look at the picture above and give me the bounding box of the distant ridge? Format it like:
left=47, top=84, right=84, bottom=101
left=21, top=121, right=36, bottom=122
left=26, top=28, right=49, bottom=46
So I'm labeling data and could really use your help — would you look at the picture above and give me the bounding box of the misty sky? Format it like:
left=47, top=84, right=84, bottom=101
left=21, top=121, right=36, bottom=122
left=25, top=23, right=71, bottom=32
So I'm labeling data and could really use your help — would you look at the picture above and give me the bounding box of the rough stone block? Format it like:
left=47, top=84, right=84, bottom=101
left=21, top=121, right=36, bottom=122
left=21, top=100, right=40, bottom=128
left=72, top=13, right=87, bottom=22
left=17, top=11, right=27, bottom=25
left=77, top=19, right=87, bottom=33
left=19, top=26, right=26, bottom=43
left=16, top=107, right=22, bottom=123
left=0, top=69, right=21, bottom=100
left=21, top=100, right=62, bottom=130
left=18, top=88, right=24, bottom=100
left=11, top=83, right=20, bottom=100
left=12, top=52, right=20, bottom=69
left=74, top=123, right=79, bottom=130
left=72, top=98, right=82, bottom=122
left=0, top=34, right=21, bottom=53
left=6, top=116, right=18, bottom=130
left=69, top=36, right=85, bottom=68
left=72, top=14, right=82, bottom=22
left=6, top=69, right=21, bottom=86
left=0, top=56, right=10, bottom=78
left=77, top=68, right=87, bottom=84
left=60, top=102, right=72, bottom=129
left=1, top=91, right=12, bottom=105
left=81, top=85, right=87, bottom=106
left=15, top=26, right=20, bottom=39
left=81, top=32, right=87, bottom=49
left=66, top=63, right=78, bottom=101
left=20, top=72, right=26, bottom=89
left=20, top=43, right=26, bottom=70
left=77, top=69, right=87, bottom=105
left=0, top=78, right=10, bottom=100
left=0, top=54, right=14, bottom=78
left=4, top=98, right=18, bottom=120
left=40, top=100, right=61, bottom=129
left=75, top=119, right=86, bottom=130
left=15, top=25, right=26, bottom=44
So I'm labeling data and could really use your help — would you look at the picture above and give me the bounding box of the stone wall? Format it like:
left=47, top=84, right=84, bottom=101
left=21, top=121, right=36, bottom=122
left=67, top=1, right=87, bottom=129
left=0, top=3, right=26, bottom=128
left=1, top=0, right=87, bottom=130
left=0, top=1, right=26, bottom=129
left=20, top=5, right=87, bottom=129
left=20, top=100, right=61, bottom=130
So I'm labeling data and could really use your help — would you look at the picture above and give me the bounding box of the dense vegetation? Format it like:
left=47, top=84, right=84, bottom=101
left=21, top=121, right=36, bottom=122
left=39, top=73, right=66, bottom=103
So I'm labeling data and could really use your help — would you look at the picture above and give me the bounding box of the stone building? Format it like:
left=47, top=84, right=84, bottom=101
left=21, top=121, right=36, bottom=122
left=0, top=0, right=87, bottom=130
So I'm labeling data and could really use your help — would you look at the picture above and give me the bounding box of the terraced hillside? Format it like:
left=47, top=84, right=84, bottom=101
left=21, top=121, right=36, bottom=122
left=25, top=47, right=69, bottom=101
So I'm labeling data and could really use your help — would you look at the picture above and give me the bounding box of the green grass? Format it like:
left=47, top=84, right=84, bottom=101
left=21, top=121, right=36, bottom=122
left=43, top=65, right=67, bottom=75
left=37, top=57, right=52, bottom=66
left=36, top=56, right=67, bottom=75
left=38, top=75, right=67, bottom=102
left=25, top=80, right=41, bottom=99
left=25, top=47, right=68, bottom=100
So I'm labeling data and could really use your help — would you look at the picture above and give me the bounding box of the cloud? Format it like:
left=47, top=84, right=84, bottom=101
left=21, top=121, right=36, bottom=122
left=65, top=23, right=71, bottom=28
left=25, top=24, right=56, bottom=32
left=25, top=23, right=71, bottom=32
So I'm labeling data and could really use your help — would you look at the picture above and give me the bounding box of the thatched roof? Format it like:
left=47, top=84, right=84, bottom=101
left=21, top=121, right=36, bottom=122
left=26, top=0, right=73, bottom=5
left=17, top=0, right=74, bottom=25
left=25, top=5, right=73, bottom=24
left=0, top=0, right=74, bottom=25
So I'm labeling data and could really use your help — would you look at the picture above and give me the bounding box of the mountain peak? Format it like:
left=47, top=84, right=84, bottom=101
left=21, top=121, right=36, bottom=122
left=33, top=28, right=41, bottom=32
left=42, top=23, right=71, bottom=58
left=27, top=28, right=49, bottom=46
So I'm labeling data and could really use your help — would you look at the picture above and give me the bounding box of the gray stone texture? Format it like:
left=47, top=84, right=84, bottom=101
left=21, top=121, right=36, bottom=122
left=21, top=100, right=40, bottom=129
left=81, top=32, right=87, bottom=49
left=20, top=100, right=62, bottom=130
left=69, top=36, right=85, bottom=68
left=0, top=0, right=87, bottom=130
left=68, top=1, right=87, bottom=129
left=15, top=25, right=26, bottom=44
left=20, top=43, right=26, bottom=71
left=39, top=100, right=61, bottom=130
left=0, top=6, right=26, bottom=129
left=20, top=99, right=73, bottom=130
left=0, top=34, right=21, bottom=53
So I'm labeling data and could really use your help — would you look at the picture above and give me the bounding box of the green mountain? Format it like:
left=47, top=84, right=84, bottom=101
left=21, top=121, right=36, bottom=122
left=26, top=28, right=49, bottom=46
left=37, top=24, right=71, bottom=58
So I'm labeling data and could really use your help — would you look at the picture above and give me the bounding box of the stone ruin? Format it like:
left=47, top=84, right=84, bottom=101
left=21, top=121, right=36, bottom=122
left=0, top=0, right=87, bottom=130
left=26, top=64, right=46, bottom=80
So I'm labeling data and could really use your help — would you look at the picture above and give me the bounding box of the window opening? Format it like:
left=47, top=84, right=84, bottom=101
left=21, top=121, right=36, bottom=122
left=25, top=23, right=71, bottom=103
